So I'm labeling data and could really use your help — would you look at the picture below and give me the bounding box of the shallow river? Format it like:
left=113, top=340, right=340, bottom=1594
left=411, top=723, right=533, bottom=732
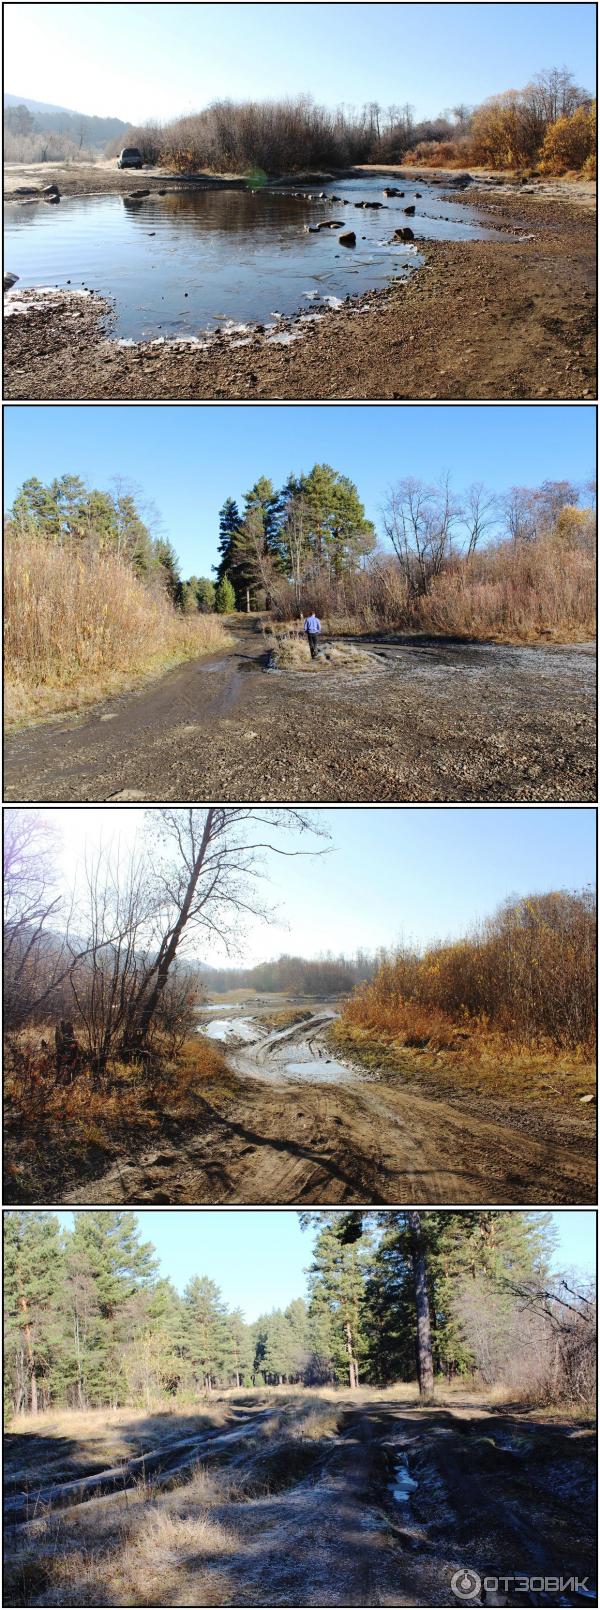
left=4, top=174, right=501, bottom=339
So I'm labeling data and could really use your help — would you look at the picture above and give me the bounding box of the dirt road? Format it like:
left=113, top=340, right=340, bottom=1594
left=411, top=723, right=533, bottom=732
left=61, top=1008, right=596, bottom=1207
left=5, top=1393, right=596, bottom=1606
left=5, top=620, right=595, bottom=803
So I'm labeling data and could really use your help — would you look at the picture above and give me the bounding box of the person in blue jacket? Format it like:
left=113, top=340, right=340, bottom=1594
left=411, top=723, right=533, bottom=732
left=304, top=611, right=322, bottom=659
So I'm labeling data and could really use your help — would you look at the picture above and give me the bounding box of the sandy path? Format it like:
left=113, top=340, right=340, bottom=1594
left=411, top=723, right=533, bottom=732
left=4, top=620, right=595, bottom=804
left=62, top=1011, right=595, bottom=1207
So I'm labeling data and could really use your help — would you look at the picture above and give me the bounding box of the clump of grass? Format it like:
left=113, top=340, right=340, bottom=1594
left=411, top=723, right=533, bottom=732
left=261, top=1007, right=314, bottom=1031
left=265, top=625, right=376, bottom=672
left=4, top=533, right=232, bottom=727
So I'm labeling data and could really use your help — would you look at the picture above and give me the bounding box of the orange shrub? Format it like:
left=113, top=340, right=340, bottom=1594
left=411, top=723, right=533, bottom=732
left=540, top=103, right=596, bottom=173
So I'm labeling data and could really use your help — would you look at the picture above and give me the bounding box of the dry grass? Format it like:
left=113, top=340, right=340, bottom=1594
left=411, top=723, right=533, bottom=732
left=273, top=524, right=596, bottom=646
left=260, top=1007, right=314, bottom=1031
left=3, top=1034, right=238, bottom=1203
left=4, top=534, right=232, bottom=727
left=332, top=1018, right=596, bottom=1111
left=265, top=626, right=376, bottom=672
left=339, top=890, right=596, bottom=1057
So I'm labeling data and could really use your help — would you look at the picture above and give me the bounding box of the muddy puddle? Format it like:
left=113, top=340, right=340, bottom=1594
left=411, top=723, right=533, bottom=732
left=284, top=1056, right=355, bottom=1083
left=4, top=174, right=504, bottom=340
left=203, top=1017, right=262, bottom=1043
left=216, top=1006, right=363, bottom=1087
left=389, top=1454, right=418, bottom=1504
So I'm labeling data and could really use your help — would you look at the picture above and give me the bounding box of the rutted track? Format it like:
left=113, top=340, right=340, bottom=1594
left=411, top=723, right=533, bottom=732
left=5, top=1395, right=596, bottom=1606
left=62, top=1008, right=595, bottom=1207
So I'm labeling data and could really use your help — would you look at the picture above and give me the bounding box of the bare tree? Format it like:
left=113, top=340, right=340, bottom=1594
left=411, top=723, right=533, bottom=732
left=3, top=811, right=63, bottom=1033
left=122, top=808, right=328, bottom=1051
left=463, top=482, right=500, bottom=557
left=382, top=475, right=461, bottom=595
left=67, top=842, right=154, bottom=1078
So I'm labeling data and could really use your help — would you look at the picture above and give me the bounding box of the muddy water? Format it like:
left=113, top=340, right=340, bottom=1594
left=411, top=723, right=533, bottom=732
left=284, top=1056, right=356, bottom=1084
left=218, top=1006, right=363, bottom=1087
left=4, top=174, right=502, bottom=339
left=203, top=1017, right=262, bottom=1043
left=390, top=1455, right=418, bottom=1504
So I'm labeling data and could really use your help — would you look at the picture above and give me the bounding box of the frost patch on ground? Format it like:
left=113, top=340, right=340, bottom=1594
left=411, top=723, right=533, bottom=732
left=4, top=285, right=94, bottom=316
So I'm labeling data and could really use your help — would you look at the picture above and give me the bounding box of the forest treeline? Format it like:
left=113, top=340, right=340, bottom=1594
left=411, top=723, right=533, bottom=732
left=4, top=1210, right=595, bottom=1419
left=5, top=463, right=595, bottom=725
left=4, top=100, right=128, bottom=163
left=4, top=476, right=227, bottom=724
left=202, top=950, right=379, bottom=997
left=109, top=68, right=595, bottom=177
left=340, top=889, right=596, bottom=1057
left=216, top=468, right=595, bottom=641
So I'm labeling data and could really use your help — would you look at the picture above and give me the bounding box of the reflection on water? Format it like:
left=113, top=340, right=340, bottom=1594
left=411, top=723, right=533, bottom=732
left=4, top=174, right=501, bottom=339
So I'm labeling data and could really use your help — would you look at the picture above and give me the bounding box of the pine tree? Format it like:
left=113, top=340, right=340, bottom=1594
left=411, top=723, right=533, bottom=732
left=307, top=1219, right=371, bottom=1388
left=182, top=1275, right=230, bottom=1392
left=283, top=464, right=376, bottom=579
left=64, top=1213, right=158, bottom=1406
left=214, top=575, right=236, bottom=613
left=4, top=1212, right=65, bottom=1414
left=215, top=497, right=242, bottom=585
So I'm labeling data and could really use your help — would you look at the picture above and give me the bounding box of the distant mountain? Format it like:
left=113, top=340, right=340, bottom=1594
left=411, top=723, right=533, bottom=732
left=4, top=93, right=129, bottom=147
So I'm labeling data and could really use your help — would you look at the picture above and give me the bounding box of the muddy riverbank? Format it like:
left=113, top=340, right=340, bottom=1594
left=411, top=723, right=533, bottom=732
left=4, top=620, right=595, bottom=803
left=4, top=182, right=595, bottom=399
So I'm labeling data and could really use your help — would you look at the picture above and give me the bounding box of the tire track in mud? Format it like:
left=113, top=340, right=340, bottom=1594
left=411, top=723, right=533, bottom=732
left=62, top=1010, right=595, bottom=1206
left=4, top=621, right=595, bottom=803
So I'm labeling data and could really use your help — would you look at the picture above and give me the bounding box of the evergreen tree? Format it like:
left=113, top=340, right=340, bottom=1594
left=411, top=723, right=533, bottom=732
left=4, top=1212, right=65, bottom=1414
left=153, top=537, right=182, bottom=604
left=283, top=464, right=376, bottom=578
left=182, top=1275, right=230, bottom=1392
left=64, top=1213, right=158, bottom=1406
left=215, top=497, right=242, bottom=585
left=307, top=1218, right=371, bottom=1388
left=10, top=477, right=62, bottom=540
left=214, top=575, right=236, bottom=613
left=196, top=577, right=216, bottom=612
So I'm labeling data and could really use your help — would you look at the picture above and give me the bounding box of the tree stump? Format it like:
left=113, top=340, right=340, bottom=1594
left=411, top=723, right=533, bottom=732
left=54, top=1021, right=82, bottom=1082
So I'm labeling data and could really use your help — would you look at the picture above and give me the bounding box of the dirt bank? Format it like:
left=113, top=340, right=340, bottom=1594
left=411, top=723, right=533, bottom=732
left=4, top=619, right=595, bottom=803
left=4, top=184, right=595, bottom=400
left=5, top=1393, right=596, bottom=1607
left=49, top=1007, right=595, bottom=1207
left=3, top=158, right=247, bottom=198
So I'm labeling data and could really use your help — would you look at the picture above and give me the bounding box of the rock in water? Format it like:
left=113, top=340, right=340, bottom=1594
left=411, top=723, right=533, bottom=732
left=393, top=227, right=414, bottom=241
left=338, top=230, right=356, bottom=246
left=404, top=204, right=416, bottom=215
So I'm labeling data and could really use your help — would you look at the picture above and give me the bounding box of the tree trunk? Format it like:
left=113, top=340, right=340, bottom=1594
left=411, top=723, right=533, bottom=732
left=408, top=1210, right=435, bottom=1399
left=18, top=1294, right=38, bottom=1414
left=125, top=810, right=215, bottom=1047
left=344, top=1319, right=359, bottom=1389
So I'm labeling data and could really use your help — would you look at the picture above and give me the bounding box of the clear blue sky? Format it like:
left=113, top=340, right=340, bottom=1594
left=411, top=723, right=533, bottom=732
left=5, top=405, right=595, bottom=581
left=55, top=1211, right=595, bottom=1318
left=43, top=805, right=595, bottom=964
left=4, top=4, right=595, bottom=124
